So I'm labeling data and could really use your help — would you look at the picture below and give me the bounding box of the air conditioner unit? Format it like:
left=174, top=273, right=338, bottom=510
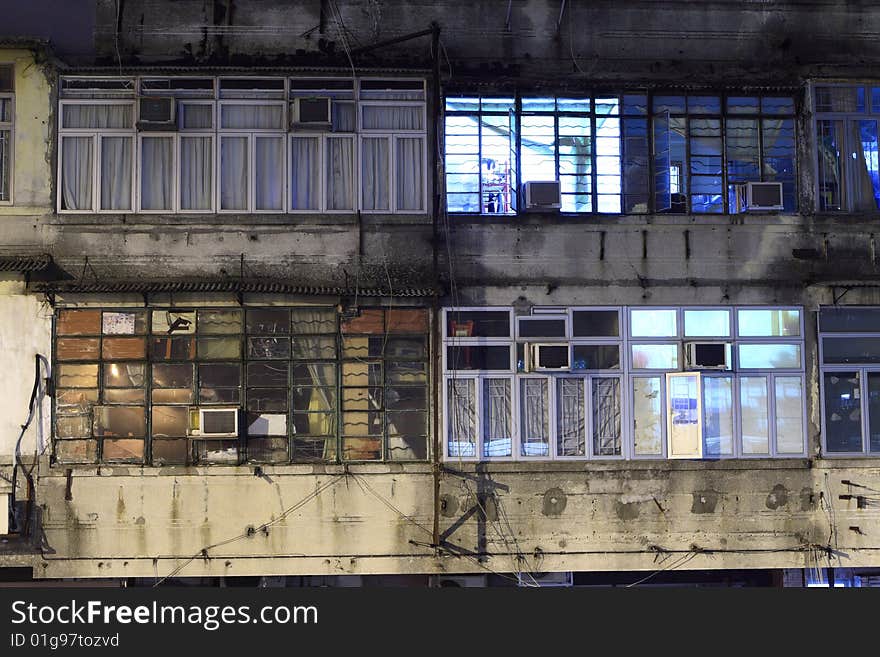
left=685, top=342, right=732, bottom=370
left=745, top=181, right=784, bottom=211
left=528, top=343, right=570, bottom=371
left=523, top=181, right=561, bottom=210
left=290, top=97, right=332, bottom=129
left=137, top=96, right=176, bottom=129
left=517, top=571, right=573, bottom=587
left=190, top=407, right=239, bottom=438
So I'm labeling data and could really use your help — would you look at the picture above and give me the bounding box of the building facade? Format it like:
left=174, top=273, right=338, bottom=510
left=2, top=1, right=880, bottom=584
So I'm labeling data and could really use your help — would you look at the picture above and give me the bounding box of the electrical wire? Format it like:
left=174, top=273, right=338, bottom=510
left=153, top=473, right=346, bottom=586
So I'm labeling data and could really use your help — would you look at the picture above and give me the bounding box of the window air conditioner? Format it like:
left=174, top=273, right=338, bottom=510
left=684, top=342, right=732, bottom=370
left=291, top=97, right=332, bottom=129
left=523, top=181, right=561, bottom=210
left=137, top=96, right=176, bottom=130
left=528, top=343, right=571, bottom=371
left=745, top=181, right=784, bottom=211
left=190, top=407, right=239, bottom=438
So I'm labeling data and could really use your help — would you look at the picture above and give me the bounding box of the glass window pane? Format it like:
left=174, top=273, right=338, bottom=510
left=823, top=336, right=880, bottom=364
left=520, top=379, right=549, bottom=457
left=152, top=363, right=193, bottom=388
left=100, top=137, right=133, bottom=210
left=93, top=406, right=145, bottom=438
left=737, top=309, right=800, bottom=337
left=446, top=310, right=511, bottom=337
left=326, top=137, right=355, bottom=210
left=572, top=310, right=619, bottom=337
left=868, top=373, right=880, bottom=453
left=199, top=363, right=240, bottom=387
left=572, top=345, right=619, bottom=370
left=703, top=377, right=733, bottom=457
left=198, top=337, right=241, bottom=360
left=817, top=119, right=844, bottom=211
left=180, top=136, right=213, bottom=211
left=290, top=136, right=320, bottom=210
left=140, top=136, right=174, bottom=210
left=775, top=376, right=804, bottom=454
left=361, top=137, right=390, bottom=210
left=820, top=307, right=880, bottom=332
left=197, top=309, right=241, bottom=334
left=824, top=372, right=863, bottom=452
left=630, top=309, right=677, bottom=337
left=255, top=136, right=284, bottom=211
left=247, top=308, right=289, bottom=334
left=631, top=344, right=678, bottom=369
left=152, top=310, right=196, bottom=334
left=58, top=364, right=99, bottom=388
left=103, top=362, right=145, bottom=388
left=447, top=378, right=476, bottom=457
left=684, top=309, right=730, bottom=337
left=396, top=137, right=424, bottom=211
left=220, top=136, right=248, bottom=210
left=152, top=406, right=189, bottom=437
left=220, top=104, right=284, bottom=129
left=740, top=377, right=770, bottom=454
left=738, top=344, right=801, bottom=369
left=592, top=377, right=621, bottom=456
left=61, top=136, right=94, bottom=210
left=852, top=120, right=880, bottom=211
left=446, top=345, right=510, bottom=370
left=633, top=377, right=663, bottom=456
left=557, top=378, right=585, bottom=457
left=483, top=378, right=512, bottom=457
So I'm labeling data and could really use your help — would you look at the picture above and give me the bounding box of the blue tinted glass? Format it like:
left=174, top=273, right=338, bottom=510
left=873, top=88, right=880, bottom=113
left=557, top=97, right=590, bottom=112
left=727, top=96, right=760, bottom=114
left=521, top=97, right=556, bottom=112
left=688, top=96, right=721, bottom=114
left=761, top=97, right=795, bottom=114
left=445, top=97, right=479, bottom=112
left=859, top=120, right=880, bottom=209
left=654, top=95, right=686, bottom=113
left=480, top=97, right=514, bottom=112
left=623, top=95, right=647, bottom=115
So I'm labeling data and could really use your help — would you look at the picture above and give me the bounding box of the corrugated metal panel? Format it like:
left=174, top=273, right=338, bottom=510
left=0, top=254, right=54, bottom=273
left=34, top=278, right=439, bottom=297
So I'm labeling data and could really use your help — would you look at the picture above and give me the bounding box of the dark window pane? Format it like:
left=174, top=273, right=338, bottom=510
left=446, top=310, right=510, bottom=337
left=194, top=440, right=239, bottom=464
left=152, top=439, right=189, bottom=465
left=292, top=412, right=337, bottom=437
left=93, top=406, right=146, bottom=438
left=386, top=387, right=427, bottom=410
left=824, top=372, right=863, bottom=452
left=247, top=437, right=289, bottom=463
left=823, top=337, right=880, bottom=364
left=247, top=361, right=289, bottom=387
left=446, top=345, right=511, bottom=370
left=820, top=307, right=880, bottom=333
left=387, top=361, right=427, bottom=384
left=151, top=366, right=194, bottom=389
left=246, top=309, right=289, bottom=334
left=293, top=386, right=337, bottom=411
left=152, top=406, right=189, bottom=437
left=518, top=318, right=567, bottom=338
left=869, top=373, right=880, bottom=453
left=150, top=337, right=195, bottom=360
left=572, top=345, right=620, bottom=369
left=199, top=388, right=240, bottom=404
left=197, top=309, right=242, bottom=334
left=386, top=337, right=427, bottom=360
left=293, top=363, right=336, bottom=386
left=292, top=435, right=335, bottom=462
left=199, top=363, right=241, bottom=387
left=572, top=310, right=619, bottom=337
left=387, top=412, right=428, bottom=460
left=247, top=337, right=290, bottom=359
left=246, top=388, right=288, bottom=412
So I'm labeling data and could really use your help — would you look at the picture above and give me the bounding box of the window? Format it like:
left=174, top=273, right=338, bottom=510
left=57, top=76, right=426, bottom=215
left=819, top=306, right=880, bottom=455
left=53, top=305, right=430, bottom=465
left=444, top=91, right=796, bottom=215
left=814, top=84, right=880, bottom=212
left=0, top=63, right=12, bottom=203
left=442, top=305, right=806, bottom=460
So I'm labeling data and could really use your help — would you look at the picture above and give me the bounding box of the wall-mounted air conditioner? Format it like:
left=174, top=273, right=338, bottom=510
left=523, top=181, right=561, bottom=210
left=137, top=96, right=176, bottom=130
left=685, top=342, right=732, bottom=370
left=290, top=97, right=331, bottom=129
left=190, top=407, right=239, bottom=438
left=525, top=343, right=570, bottom=371
left=745, top=181, right=784, bottom=211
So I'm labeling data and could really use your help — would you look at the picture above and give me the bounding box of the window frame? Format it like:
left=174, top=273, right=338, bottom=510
left=0, top=69, right=13, bottom=205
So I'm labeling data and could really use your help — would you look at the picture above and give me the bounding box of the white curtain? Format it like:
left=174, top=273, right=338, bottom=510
left=557, top=378, right=585, bottom=456
left=448, top=379, right=476, bottom=457
left=179, top=104, right=213, bottom=130
left=396, top=137, right=424, bottom=211
left=361, top=137, right=389, bottom=210
left=0, top=129, right=8, bottom=202
left=362, top=105, right=422, bottom=130
left=62, top=137, right=93, bottom=210
left=483, top=378, right=511, bottom=457
left=255, top=136, right=284, bottom=211
left=141, top=136, right=173, bottom=210
left=180, top=136, right=212, bottom=210
left=326, top=137, right=354, bottom=210
left=63, top=104, right=132, bottom=129
left=331, top=102, right=356, bottom=132
left=221, top=104, right=284, bottom=130
left=290, top=137, right=320, bottom=210
left=100, top=136, right=132, bottom=210
left=221, top=136, right=248, bottom=210
left=520, top=379, right=549, bottom=456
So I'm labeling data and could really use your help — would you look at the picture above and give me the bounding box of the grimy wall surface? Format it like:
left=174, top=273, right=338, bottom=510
left=3, top=1, right=880, bottom=578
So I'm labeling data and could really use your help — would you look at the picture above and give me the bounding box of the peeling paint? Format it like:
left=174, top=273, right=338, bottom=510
left=691, top=490, right=720, bottom=514
left=766, top=484, right=789, bottom=510
left=541, top=488, right=567, bottom=516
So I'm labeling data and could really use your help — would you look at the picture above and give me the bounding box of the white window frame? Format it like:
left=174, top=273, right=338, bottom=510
left=811, top=81, right=880, bottom=213
left=217, top=131, right=288, bottom=214
left=0, top=81, right=13, bottom=205
left=57, top=99, right=136, bottom=213
left=630, top=373, right=667, bottom=459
